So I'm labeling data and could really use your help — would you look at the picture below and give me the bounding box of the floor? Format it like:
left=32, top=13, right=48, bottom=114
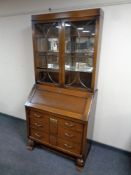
left=0, top=113, right=131, bottom=175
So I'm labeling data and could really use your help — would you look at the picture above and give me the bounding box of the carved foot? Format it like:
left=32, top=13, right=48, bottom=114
left=27, top=139, right=35, bottom=150
left=76, top=158, right=85, bottom=167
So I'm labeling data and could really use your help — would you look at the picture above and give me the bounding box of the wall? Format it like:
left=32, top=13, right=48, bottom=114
left=0, top=3, right=131, bottom=152
left=90, top=4, right=131, bottom=152
left=0, top=0, right=129, bottom=17
left=0, top=15, right=34, bottom=118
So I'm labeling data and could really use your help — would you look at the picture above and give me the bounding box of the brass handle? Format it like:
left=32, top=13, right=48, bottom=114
left=50, top=118, right=57, bottom=123
left=34, top=133, right=41, bottom=138
left=34, top=123, right=43, bottom=127
left=65, top=122, right=75, bottom=127
left=34, top=113, right=41, bottom=118
left=65, top=133, right=74, bottom=138
left=64, top=143, right=73, bottom=149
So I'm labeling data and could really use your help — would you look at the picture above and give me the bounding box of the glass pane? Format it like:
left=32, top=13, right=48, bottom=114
left=64, top=20, right=96, bottom=89
left=34, top=22, right=60, bottom=84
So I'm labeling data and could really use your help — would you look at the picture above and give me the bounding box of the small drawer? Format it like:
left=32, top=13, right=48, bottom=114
left=29, top=111, right=49, bottom=133
left=30, top=110, right=49, bottom=123
left=30, top=121, right=49, bottom=133
left=59, top=119, right=83, bottom=132
left=58, top=127, right=82, bottom=143
left=57, top=138, right=81, bottom=154
left=30, top=129, right=49, bottom=143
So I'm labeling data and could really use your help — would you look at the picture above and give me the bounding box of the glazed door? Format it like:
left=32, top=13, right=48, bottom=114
left=33, top=18, right=97, bottom=89
left=33, top=21, right=60, bottom=85
left=64, top=19, right=96, bottom=90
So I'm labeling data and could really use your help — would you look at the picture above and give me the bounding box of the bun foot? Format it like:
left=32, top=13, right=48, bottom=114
left=27, top=139, right=35, bottom=150
left=76, top=158, right=85, bottom=167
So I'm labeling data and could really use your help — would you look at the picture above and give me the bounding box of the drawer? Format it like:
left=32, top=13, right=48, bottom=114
left=29, top=111, right=49, bottom=133
left=57, top=138, right=81, bottom=154
left=30, top=121, right=49, bottom=133
left=30, top=129, right=49, bottom=143
left=59, top=119, right=83, bottom=132
left=30, top=110, right=49, bottom=123
left=58, top=127, right=82, bottom=143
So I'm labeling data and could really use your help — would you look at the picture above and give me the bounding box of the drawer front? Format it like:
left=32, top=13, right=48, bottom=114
left=30, top=122, right=49, bottom=133
left=30, top=129, right=49, bottom=143
left=57, top=138, right=81, bottom=154
left=29, top=110, right=49, bottom=133
left=58, top=127, right=82, bottom=144
left=59, top=119, right=83, bottom=132
left=30, top=110, right=49, bottom=123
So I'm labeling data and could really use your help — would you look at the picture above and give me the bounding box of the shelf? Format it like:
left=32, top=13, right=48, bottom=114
left=36, top=51, right=93, bottom=57
left=35, top=35, right=58, bottom=39
left=65, top=51, right=94, bottom=54
left=35, top=34, right=95, bottom=38
left=36, top=51, right=59, bottom=55
left=36, top=65, right=93, bottom=73
left=37, top=65, right=59, bottom=72
left=66, top=34, right=95, bottom=38
left=65, top=65, right=93, bottom=73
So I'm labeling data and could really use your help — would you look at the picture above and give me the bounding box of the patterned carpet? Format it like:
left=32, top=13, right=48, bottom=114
left=0, top=113, right=131, bottom=175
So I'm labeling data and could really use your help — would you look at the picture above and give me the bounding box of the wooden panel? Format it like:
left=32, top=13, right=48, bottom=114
left=26, top=87, right=93, bottom=122
left=31, top=89, right=87, bottom=114
left=49, top=117, right=58, bottom=135
left=30, top=129, right=49, bottom=143
left=58, top=127, right=82, bottom=144
left=57, top=138, right=81, bottom=154
left=50, top=135, right=57, bottom=146
left=59, top=118, right=83, bottom=132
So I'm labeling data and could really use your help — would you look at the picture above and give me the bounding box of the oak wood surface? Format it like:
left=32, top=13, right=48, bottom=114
left=26, top=86, right=93, bottom=121
left=32, top=9, right=100, bottom=21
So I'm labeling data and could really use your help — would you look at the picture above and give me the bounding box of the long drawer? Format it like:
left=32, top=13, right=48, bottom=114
left=57, top=138, right=81, bottom=154
left=59, top=118, right=83, bottom=133
left=30, top=128, right=49, bottom=144
left=58, top=127, right=82, bottom=144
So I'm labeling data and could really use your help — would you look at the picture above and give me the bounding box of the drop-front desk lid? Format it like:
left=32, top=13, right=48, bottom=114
left=25, top=85, right=93, bottom=121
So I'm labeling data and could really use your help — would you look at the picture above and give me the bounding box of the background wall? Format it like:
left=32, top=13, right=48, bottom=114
left=0, top=2, right=131, bottom=152
left=0, top=15, right=34, bottom=118
left=89, top=4, right=131, bottom=152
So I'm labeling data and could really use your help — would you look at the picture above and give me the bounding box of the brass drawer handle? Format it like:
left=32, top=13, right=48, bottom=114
left=65, top=122, right=75, bottom=127
left=34, top=123, right=43, bottom=127
left=65, top=133, right=74, bottom=138
left=34, top=133, right=41, bottom=138
left=34, top=113, right=41, bottom=118
left=64, top=143, right=73, bottom=149
left=50, top=118, right=57, bottom=123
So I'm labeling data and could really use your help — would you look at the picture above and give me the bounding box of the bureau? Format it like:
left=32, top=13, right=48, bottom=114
left=25, top=85, right=93, bottom=166
left=25, top=8, right=102, bottom=167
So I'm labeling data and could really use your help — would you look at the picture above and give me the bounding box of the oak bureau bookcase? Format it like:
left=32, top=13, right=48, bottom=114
left=25, top=8, right=103, bottom=167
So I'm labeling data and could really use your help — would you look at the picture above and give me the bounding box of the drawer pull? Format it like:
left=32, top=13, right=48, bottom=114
left=65, top=133, right=74, bottom=138
left=34, top=113, right=41, bottom=118
left=65, top=122, right=75, bottom=127
left=34, top=123, right=43, bottom=127
left=34, top=133, right=41, bottom=138
left=64, top=143, right=73, bottom=149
